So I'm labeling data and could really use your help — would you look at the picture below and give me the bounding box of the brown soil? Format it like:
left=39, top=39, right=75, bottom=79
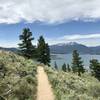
left=37, top=66, right=54, bottom=100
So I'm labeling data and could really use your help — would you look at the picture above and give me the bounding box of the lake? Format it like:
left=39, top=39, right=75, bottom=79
left=51, top=54, right=100, bottom=69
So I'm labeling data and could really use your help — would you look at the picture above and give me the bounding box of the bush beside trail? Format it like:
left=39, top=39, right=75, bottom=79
left=45, top=66, right=100, bottom=100
left=0, top=50, right=37, bottom=100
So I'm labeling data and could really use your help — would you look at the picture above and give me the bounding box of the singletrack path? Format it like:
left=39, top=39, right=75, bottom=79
left=37, top=66, right=54, bottom=100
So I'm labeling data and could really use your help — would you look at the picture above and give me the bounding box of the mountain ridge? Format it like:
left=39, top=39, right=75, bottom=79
left=0, top=42, right=100, bottom=54
left=50, top=42, right=100, bottom=54
left=0, top=47, right=18, bottom=52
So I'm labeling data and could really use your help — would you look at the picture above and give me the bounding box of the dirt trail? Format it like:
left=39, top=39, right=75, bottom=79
left=37, top=66, right=54, bottom=100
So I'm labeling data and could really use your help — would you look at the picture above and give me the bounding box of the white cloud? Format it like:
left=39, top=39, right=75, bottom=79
left=0, top=33, right=100, bottom=47
left=0, top=41, right=18, bottom=47
left=0, top=0, right=100, bottom=24
left=46, top=33, right=100, bottom=46
left=61, top=34, right=100, bottom=40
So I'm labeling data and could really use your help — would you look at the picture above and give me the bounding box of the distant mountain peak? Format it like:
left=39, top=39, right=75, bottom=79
left=55, top=42, right=80, bottom=46
left=50, top=42, right=100, bottom=54
left=66, top=42, right=79, bottom=45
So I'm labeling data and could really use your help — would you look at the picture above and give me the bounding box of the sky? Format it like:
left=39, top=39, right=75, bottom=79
left=0, top=0, right=100, bottom=47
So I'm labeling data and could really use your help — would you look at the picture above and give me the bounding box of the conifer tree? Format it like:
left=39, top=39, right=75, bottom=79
left=37, top=36, right=51, bottom=65
left=54, top=61, right=58, bottom=70
left=90, top=59, right=100, bottom=81
left=62, top=63, right=67, bottom=72
left=72, top=50, right=85, bottom=76
left=45, top=43, right=51, bottom=65
left=18, top=28, right=35, bottom=59
left=67, top=64, right=71, bottom=72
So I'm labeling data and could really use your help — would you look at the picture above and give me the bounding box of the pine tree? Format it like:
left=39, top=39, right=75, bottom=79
left=62, top=63, right=67, bottom=72
left=90, top=59, right=100, bottom=81
left=45, top=43, right=51, bottom=66
left=67, top=64, right=71, bottom=72
left=37, top=36, right=51, bottom=65
left=54, top=61, right=58, bottom=70
left=18, top=28, right=35, bottom=59
left=72, top=50, right=85, bottom=76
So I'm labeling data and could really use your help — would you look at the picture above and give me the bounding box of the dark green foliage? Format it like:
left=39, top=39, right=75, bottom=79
left=62, top=63, right=66, bottom=72
left=18, top=28, right=36, bottom=59
left=67, top=64, right=71, bottom=72
left=46, top=43, right=51, bottom=65
left=54, top=62, right=58, bottom=70
left=0, top=96, right=5, bottom=100
left=0, top=62, right=7, bottom=78
left=37, top=36, right=51, bottom=65
left=90, top=59, right=100, bottom=81
left=72, top=50, right=85, bottom=76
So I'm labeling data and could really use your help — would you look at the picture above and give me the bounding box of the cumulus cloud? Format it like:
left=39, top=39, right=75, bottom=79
left=0, top=0, right=100, bottom=24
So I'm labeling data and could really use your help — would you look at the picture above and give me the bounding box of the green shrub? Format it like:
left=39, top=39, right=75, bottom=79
left=13, top=80, right=33, bottom=100
left=0, top=51, right=37, bottom=100
left=45, top=66, right=100, bottom=100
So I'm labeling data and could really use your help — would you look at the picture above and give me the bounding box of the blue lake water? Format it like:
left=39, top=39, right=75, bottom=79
left=51, top=54, right=100, bottom=69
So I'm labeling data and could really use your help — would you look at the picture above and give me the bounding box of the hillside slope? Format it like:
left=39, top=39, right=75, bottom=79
left=45, top=66, right=100, bottom=100
left=0, top=50, right=37, bottom=100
